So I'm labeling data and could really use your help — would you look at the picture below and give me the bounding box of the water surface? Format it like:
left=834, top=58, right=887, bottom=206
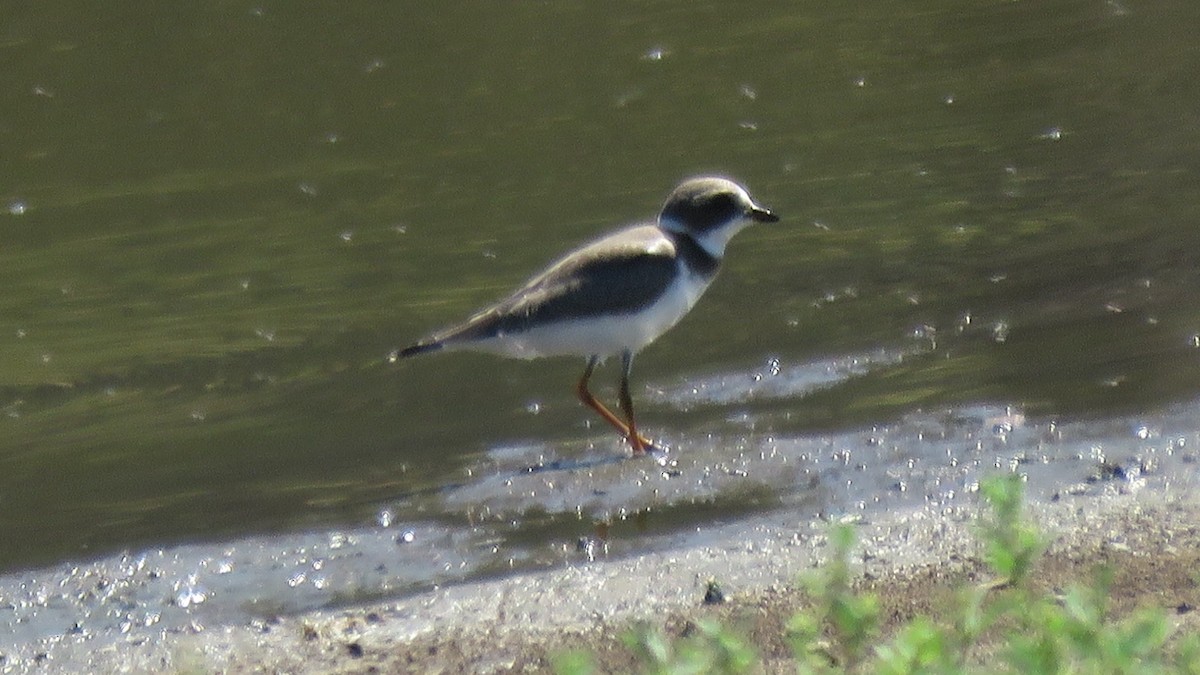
left=2, top=0, right=1199, bottom=608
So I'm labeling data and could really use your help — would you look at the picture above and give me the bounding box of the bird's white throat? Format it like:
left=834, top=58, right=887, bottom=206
left=660, top=217, right=754, bottom=259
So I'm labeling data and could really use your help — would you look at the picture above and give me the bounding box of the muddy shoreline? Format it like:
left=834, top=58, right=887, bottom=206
left=34, top=486, right=1194, bottom=674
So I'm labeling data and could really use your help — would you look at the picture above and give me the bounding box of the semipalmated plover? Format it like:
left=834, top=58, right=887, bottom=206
left=397, top=176, right=779, bottom=453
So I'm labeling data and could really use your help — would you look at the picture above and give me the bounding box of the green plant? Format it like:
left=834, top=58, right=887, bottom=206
left=788, top=522, right=880, bottom=672
left=618, top=619, right=756, bottom=675
left=557, top=474, right=1197, bottom=674
left=977, top=474, right=1043, bottom=587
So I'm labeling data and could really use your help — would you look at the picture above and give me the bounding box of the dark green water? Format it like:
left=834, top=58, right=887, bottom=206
left=3, top=0, right=1200, bottom=571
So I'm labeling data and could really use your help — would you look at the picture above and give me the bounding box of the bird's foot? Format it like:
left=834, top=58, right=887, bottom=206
left=629, top=434, right=670, bottom=462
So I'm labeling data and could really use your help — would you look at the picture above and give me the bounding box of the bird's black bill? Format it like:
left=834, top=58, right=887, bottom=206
left=749, top=206, right=779, bottom=223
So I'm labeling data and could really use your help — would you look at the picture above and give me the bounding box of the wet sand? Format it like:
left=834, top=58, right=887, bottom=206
left=53, top=485, right=1198, bottom=674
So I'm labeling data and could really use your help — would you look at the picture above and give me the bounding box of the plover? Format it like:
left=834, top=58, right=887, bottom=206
left=397, top=176, right=778, bottom=453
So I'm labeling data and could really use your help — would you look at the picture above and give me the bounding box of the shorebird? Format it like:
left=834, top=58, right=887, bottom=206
left=397, top=176, right=778, bottom=453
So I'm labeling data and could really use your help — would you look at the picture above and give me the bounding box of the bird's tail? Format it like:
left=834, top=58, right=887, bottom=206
left=396, top=308, right=500, bottom=360
left=396, top=340, right=444, bottom=358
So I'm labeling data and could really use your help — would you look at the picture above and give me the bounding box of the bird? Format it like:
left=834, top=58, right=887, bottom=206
left=396, top=176, right=779, bottom=454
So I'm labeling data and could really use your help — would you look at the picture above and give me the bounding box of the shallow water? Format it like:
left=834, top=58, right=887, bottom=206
left=3, top=0, right=1200, bottom=664
left=4, top=365, right=1199, bottom=667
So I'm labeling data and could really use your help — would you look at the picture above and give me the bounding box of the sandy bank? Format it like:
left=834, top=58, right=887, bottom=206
left=63, top=486, right=1197, bottom=674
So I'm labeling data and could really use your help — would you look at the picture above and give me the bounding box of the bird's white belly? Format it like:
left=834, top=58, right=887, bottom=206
left=475, top=265, right=711, bottom=359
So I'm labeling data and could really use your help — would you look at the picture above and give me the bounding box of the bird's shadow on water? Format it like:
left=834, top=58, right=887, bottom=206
left=379, top=443, right=666, bottom=505
left=518, top=445, right=670, bottom=475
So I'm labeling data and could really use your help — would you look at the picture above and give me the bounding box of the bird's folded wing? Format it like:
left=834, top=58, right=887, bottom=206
left=432, top=226, right=679, bottom=344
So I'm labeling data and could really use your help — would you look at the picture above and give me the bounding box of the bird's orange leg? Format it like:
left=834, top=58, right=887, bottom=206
left=576, top=355, right=653, bottom=454
left=617, top=350, right=651, bottom=454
